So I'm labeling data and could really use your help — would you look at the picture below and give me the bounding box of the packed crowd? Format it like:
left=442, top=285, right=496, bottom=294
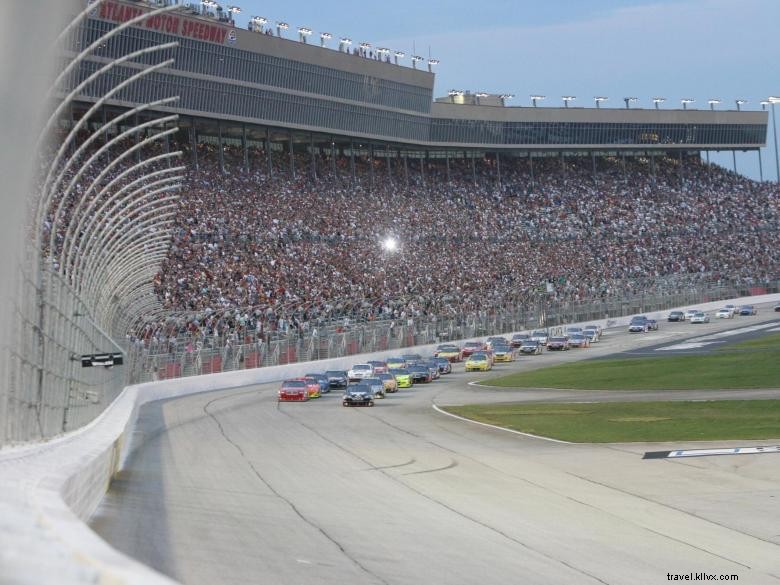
left=145, top=142, right=778, bottom=342
left=40, top=130, right=780, bottom=345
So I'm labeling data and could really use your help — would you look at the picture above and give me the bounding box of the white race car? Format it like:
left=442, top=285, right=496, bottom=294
left=715, top=308, right=733, bottom=319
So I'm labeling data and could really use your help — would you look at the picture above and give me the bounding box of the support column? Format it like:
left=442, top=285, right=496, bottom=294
left=164, top=132, right=171, bottom=169
left=349, top=139, right=355, bottom=185
left=310, top=133, right=317, bottom=181
left=403, top=151, right=409, bottom=187
left=496, top=151, right=501, bottom=191
left=445, top=151, right=451, bottom=184
left=265, top=127, right=273, bottom=178
left=621, top=151, right=627, bottom=184
left=732, top=151, right=737, bottom=174
left=134, top=112, right=141, bottom=163
left=678, top=150, right=684, bottom=190
left=420, top=152, right=426, bottom=187
left=650, top=150, right=656, bottom=184
left=386, top=144, right=392, bottom=184
left=758, top=149, right=764, bottom=182
left=191, top=117, right=198, bottom=171
left=331, top=138, right=337, bottom=179
left=217, top=120, right=225, bottom=174
left=369, top=144, right=374, bottom=192
left=471, top=154, right=477, bottom=186
left=288, top=132, right=295, bottom=179
left=529, top=154, right=535, bottom=191
left=242, top=124, right=248, bottom=173
left=591, top=151, right=597, bottom=182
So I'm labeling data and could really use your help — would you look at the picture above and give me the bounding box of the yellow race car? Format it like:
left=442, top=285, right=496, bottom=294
left=434, top=345, right=463, bottom=362
left=465, top=352, right=492, bottom=372
left=377, top=372, right=399, bottom=393
left=491, top=345, right=515, bottom=363
left=389, top=368, right=413, bottom=388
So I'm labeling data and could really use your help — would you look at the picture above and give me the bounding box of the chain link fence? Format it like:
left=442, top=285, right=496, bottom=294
left=132, top=278, right=779, bottom=383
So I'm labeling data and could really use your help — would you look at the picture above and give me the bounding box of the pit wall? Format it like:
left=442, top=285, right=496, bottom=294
left=2, top=293, right=778, bottom=585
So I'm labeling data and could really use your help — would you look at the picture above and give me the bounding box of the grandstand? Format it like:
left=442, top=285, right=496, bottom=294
left=56, top=0, right=778, bottom=354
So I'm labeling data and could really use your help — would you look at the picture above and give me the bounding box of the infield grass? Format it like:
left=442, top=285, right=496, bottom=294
left=486, top=331, right=780, bottom=391
left=443, top=400, right=780, bottom=443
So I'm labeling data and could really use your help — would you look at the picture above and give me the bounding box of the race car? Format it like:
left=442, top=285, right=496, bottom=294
left=401, top=353, right=424, bottom=365
left=530, top=330, right=549, bottom=346
left=775, top=303, right=780, bottom=312
left=690, top=311, right=710, bottom=324
left=325, top=370, right=349, bottom=388
left=389, top=368, right=413, bottom=388
left=519, top=340, right=543, bottom=355
left=684, top=309, right=701, bottom=320
left=408, top=364, right=432, bottom=383
left=362, top=377, right=386, bottom=399
left=299, top=377, right=322, bottom=398
left=278, top=379, right=310, bottom=402
left=376, top=372, right=399, bottom=393
left=434, top=345, right=463, bottom=362
left=583, top=325, right=602, bottom=339
left=465, top=352, right=492, bottom=372
left=386, top=357, right=406, bottom=370
left=461, top=341, right=486, bottom=357
left=583, top=330, right=599, bottom=344
left=342, top=384, right=374, bottom=407
left=547, top=336, right=570, bottom=351
left=628, top=316, right=651, bottom=333
left=348, top=363, right=374, bottom=381
left=305, top=373, right=331, bottom=393
left=667, top=310, right=685, bottom=322
left=715, top=308, right=734, bottom=319
left=367, top=360, right=388, bottom=374
left=431, top=356, right=453, bottom=374
left=510, top=333, right=530, bottom=347
left=491, top=345, right=515, bottom=362
left=738, top=305, right=757, bottom=316
left=568, top=334, right=590, bottom=349
left=486, top=336, right=510, bottom=349
left=421, top=360, right=440, bottom=380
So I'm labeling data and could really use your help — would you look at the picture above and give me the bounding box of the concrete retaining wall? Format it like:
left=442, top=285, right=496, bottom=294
left=2, top=292, right=778, bottom=585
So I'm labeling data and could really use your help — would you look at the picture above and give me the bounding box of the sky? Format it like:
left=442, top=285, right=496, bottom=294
left=226, top=0, right=780, bottom=179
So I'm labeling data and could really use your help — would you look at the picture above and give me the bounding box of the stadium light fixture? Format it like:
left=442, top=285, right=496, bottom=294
left=760, top=100, right=770, bottom=110
left=393, top=50, right=405, bottom=65
left=276, top=22, right=289, bottom=38
left=681, top=98, right=695, bottom=110
left=594, top=96, right=608, bottom=109
left=735, top=99, right=747, bottom=111
left=708, top=98, right=721, bottom=110
left=499, top=94, right=514, bottom=106
left=227, top=5, right=241, bottom=14
left=250, top=16, right=267, bottom=31
left=623, top=96, right=638, bottom=109
left=339, top=37, right=352, bottom=52
left=360, top=42, right=372, bottom=50
left=653, top=97, right=666, bottom=109
left=411, top=55, right=424, bottom=69
left=320, top=32, right=332, bottom=47
left=769, top=96, right=780, bottom=104
left=427, top=58, right=439, bottom=72
left=530, top=95, right=545, bottom=107
left=298, top=27, right=312, bottom=43
left=562, top=95, right=576, bottom=108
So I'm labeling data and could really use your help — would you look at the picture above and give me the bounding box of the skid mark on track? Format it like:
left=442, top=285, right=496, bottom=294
left=365, top=458, right=416, bottom=471
left=402, top=460, right=458, bottom=476
left=204, top=393, right=391, bottom=585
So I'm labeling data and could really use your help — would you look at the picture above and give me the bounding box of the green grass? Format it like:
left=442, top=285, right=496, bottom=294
left=486, top=333, right=780, bottom=391
left=444, top=400, right=780, bottom=443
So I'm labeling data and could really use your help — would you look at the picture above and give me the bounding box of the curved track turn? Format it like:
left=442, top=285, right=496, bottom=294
left=91, top=307, right=780, bottom=585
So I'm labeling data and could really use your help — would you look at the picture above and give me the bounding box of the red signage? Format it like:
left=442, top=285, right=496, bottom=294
left=98, top=1, right=232, bottom=45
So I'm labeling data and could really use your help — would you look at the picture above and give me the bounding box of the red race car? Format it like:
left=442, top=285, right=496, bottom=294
left=278, top=379, right=310, bottom=402
left=461, top=341, right=486, bottom=358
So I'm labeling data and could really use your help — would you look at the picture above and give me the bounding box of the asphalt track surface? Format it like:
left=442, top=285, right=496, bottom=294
left=91, top=304, right=780, bottom=585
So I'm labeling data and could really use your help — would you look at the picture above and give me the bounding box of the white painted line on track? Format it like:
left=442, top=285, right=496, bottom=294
left=431, top=404, right=572, bottom=444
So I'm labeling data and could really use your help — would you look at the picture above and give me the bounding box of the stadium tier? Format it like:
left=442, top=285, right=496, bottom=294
left=55, top=0, right=778, bottom=342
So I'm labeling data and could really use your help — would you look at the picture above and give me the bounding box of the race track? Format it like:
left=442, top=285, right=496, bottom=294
left=91, top=306, right=780, bottom=585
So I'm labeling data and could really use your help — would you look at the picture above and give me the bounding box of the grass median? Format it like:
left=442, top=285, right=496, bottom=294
left=485, top=332, right=780, bottom=391
left=443, top=400, right=780, bottom=443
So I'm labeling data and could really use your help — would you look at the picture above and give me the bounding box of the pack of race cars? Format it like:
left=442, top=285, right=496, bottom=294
left=278, top=327, right=607, bottom=404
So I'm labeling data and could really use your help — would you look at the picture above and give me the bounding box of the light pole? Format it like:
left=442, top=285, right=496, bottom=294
left=653, top=97, right=666, bottom=109
left=411, top=55, right=424, bottom=69
left=276, top=21, right=288, bottom=37
left=475, top=92, right=489, bottom=105
left=735, top=99, right=747, bottom=111
left=530, top=95, right=545, bottom=108
left=708, top=99, right=721, bottom=111
left=562, top=95, right=576, bottom=108
left=393, top=50, right=405, bottom=65
left=759, top=101, right=770, bottom=181
left=500, top=94, right=514, bottom=106
left=298, top=27, right=312, bottom=43
left=769, top=97, right=780, bottom=182
left=339, top=37, right=352, bottom=52
left=320, top=32, right=332, bottom=47
left=681, top=98, right=695, bottom=110
left=427, top=58, right=439, bottom=72
left=594, top=96, right=608, bottom=109
left=623, top=97, right=637, bottom=109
